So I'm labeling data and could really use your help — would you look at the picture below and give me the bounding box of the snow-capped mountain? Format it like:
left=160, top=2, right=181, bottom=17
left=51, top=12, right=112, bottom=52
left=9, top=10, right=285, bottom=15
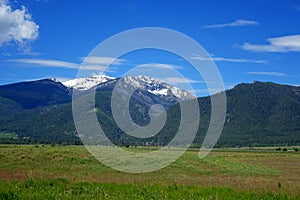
left=62, top=74, right=195, bottom=108
left=117, top=75, right=195, bottom=100
left=62, top=74, right=115, bottom=90
left=63, top=74, right=194, bottom=100
left=96, top=75, right=196, bottom=109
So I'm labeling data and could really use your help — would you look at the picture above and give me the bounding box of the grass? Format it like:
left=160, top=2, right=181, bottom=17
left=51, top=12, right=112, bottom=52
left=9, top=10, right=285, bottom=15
left=0, top=145, right=300, bottom=199
left=0, top=178, right=296, bottom=200
left=200, top=155, right=280, bottom=175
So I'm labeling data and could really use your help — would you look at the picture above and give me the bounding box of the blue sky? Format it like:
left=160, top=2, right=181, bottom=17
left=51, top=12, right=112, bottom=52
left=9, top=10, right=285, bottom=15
left=0, top=0, right=300, bottom=96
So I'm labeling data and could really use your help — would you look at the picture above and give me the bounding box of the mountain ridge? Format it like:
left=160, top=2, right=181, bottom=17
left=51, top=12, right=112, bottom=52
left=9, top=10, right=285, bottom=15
left=0, top=77, right=299, bottom=147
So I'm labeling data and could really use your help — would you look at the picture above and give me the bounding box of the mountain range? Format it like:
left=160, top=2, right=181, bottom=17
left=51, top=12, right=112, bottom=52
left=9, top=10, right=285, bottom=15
left=0, top=75, right=299, bottom=147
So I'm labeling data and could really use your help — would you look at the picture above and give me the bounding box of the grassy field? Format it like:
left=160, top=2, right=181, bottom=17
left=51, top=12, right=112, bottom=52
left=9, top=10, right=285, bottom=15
left=0, top=145, right=300, bottom=199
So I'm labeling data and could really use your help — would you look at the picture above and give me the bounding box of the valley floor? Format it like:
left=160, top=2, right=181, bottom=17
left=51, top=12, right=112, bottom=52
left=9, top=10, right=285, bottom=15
left=0, top=145, right=300, bottom=199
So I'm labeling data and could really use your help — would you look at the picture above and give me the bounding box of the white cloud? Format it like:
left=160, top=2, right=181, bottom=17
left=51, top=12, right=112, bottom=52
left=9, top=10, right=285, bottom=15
left=0, top=1, right=39, bottom=46
left=203, top=19, right=259, bottom=29
left=80, top=64, right=116, bottom=71
left=191, top=55, right=266, bottom=64
left=242, top=35, right=300, bottom=52
left=136, top=63, right=183, bottom=70
left=247, top=71, right=286, bottom=77
left=160, top=77, right=201, bottom=84
left=82, top=56, right=126, bottom=65
left=7, top=57, right=125, bottom=71
left=8, top=58, right=79, bottom=69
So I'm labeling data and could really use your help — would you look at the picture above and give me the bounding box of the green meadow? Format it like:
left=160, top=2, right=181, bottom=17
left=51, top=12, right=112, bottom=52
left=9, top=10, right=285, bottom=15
left=0, top=145, right=300, bottom=199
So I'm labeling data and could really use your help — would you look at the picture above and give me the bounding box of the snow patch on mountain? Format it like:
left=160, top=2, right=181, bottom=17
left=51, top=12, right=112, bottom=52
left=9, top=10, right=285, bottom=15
left=121, top=75, right=195, bottom=100
left=62, top=74, right=195, bottom=100
left=150, top=88, right=169, bottom=96
left=62, top=74, right=115, bottom=90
